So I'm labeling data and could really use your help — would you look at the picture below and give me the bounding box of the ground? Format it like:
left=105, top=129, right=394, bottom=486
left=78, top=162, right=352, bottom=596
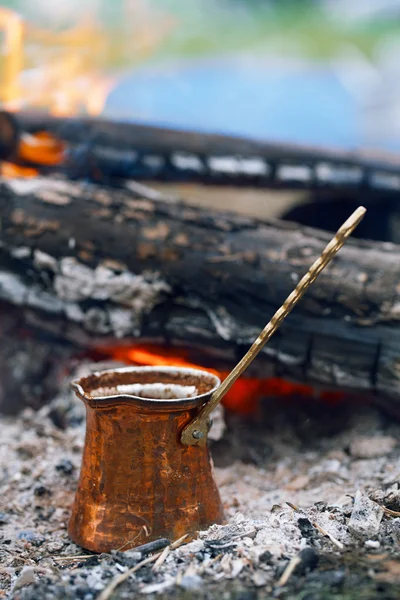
left=1, top=361, right=400, bottom=599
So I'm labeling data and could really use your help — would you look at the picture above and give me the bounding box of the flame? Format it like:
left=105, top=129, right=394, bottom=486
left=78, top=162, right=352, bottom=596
left=0, top=4, right=175, bottom=117
left=110, top=345, right=260, bottom=414
left=0, top=8, right=23, bottom=109
left=0, top=4, right=175, bottom=175
left=104, top=344, right=345, bottom=415
left=0, top=12, right=115, bottom=116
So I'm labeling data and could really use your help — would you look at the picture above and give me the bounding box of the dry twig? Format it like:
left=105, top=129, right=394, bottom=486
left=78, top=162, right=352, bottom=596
left=381, top=506, right=400, bottom=518
left=52, top=554, right=95, bottom=562
left=152, top=545, right=170, bottom=571
left=286, top=502, right=299, bottom=511
left=97, top=534, right=188, bottom=600
left=312, top=522, right=344, bottom=551
left=286, top=502, right=344, bottom=550
left=277, top=555, right=302, bottom=587
left=115, top=524, right=151, bottom=552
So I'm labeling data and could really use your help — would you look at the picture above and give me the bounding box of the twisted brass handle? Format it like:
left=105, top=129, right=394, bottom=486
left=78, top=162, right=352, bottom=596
left=181, top=206, right=366, bottom=446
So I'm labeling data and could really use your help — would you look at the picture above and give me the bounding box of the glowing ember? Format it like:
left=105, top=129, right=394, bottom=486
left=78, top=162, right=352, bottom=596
left=0, top=162, right=37, bottom=178
left=102, top=345, right=345, bottom=415
left=0, top=123, right=65, bottom=174
left=18, top=132, right=65, bottom=166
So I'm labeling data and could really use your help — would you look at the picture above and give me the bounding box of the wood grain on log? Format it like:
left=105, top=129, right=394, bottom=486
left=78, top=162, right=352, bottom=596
left=0, top=176, right=399, bottom=402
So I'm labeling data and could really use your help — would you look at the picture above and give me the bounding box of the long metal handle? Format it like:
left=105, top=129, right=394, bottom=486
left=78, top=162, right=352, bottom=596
left=181, top=206, right=366, bottom=446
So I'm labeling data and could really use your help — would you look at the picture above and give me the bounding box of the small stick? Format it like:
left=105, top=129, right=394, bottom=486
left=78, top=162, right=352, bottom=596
left=97, top=552, right=161, bottom=600
left=115, top=524, right=152, bottom=552
left=52, top=554, right=95, bottom=562
left=181, top=206, right=366, bottom=446
left=286, top=502, right=344, bottom=550
left=312, top=522, right=344, bottom=551
left=197, top=553, right=223, bottom=575
left=381, top=506, right=400, bottom=518
left=152, top=545, right=170, bottom=571
left=286, top=502, right=300, bottom=511
left=97, top=534, right=188, bottom=600
left=123, top=537, right=170, bottom=555
left=277, top=555, right=302, bottom=587
left=124, top=180, right=177, bottom=203
left=230, top=529, right=258, bottom=540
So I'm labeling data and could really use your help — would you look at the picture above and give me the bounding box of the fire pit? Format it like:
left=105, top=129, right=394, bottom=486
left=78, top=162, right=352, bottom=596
left=2, top=365, right=400, bottom=599
left=0, top=111, right=400, bottom=417
left=1, top=110, right=400, bottom=598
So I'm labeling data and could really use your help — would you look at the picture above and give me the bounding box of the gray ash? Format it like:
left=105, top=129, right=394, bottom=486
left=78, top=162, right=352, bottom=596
left=2, top=363, right=400, bottom=599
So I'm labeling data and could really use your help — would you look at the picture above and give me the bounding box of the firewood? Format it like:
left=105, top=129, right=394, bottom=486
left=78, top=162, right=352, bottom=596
left=16, top=111, right=400, bottom=194
left=0, top=175, right=398, bottom=410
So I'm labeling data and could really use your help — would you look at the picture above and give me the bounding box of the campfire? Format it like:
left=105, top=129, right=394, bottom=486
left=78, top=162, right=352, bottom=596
left=0, top=109, right=399, bottom=418
left=1, top=13, right=400, bottom=595
left=2, top=352, right=400, bottom=599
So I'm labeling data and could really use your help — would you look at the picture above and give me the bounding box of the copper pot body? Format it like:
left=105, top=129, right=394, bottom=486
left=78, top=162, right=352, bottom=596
left=69, top=366, right=224, bottom=553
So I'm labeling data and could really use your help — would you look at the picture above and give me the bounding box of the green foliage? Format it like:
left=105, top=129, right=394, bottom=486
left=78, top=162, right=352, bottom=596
left=1, top=0, right=400, bottom=68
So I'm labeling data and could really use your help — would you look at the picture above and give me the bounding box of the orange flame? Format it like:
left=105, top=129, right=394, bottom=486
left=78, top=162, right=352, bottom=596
left=104, top=344, right=345, bottom=415
left=0, top=8, right=23, bottom=109
left=110, top=345, right=261, bottom=414
left=0, top=5, right=175, bottom=174
left=0, top=4, right=175, bottom=117
left=0, top=8, right=113, bottom=115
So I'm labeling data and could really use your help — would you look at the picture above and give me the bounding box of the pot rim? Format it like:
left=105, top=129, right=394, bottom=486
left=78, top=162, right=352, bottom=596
left=71, top=365, right=221, bottom=410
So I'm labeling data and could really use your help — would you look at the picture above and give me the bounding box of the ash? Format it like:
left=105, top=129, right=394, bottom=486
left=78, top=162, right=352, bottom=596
left=2, top=365, right=400, bottom=599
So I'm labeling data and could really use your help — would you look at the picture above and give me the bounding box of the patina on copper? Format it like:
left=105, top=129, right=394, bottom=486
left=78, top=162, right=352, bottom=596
left=69, top=366, right=223, bottom=553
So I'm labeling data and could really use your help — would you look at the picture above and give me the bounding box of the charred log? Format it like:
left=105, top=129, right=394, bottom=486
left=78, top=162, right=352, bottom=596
left=281, top=196, right=400, bottom=243
left=0, top=111, right=20, bottom=161
left=0, top=175, right=399, bottom=409
left=0, top=305, right=77, bottom=414
left=15, top=111, right=400, bottom=196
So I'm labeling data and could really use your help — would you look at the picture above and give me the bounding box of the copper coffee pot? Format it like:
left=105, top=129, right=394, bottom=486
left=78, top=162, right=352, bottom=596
left=69, top=366, right=223, bottom=553
left=69, top=207, right=365, bottom=553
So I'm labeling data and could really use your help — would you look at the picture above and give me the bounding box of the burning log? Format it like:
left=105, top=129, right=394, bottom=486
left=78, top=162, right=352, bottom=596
left=0, top=174, right=399, bottom=414
left=13, top=111, right=400, bottom=195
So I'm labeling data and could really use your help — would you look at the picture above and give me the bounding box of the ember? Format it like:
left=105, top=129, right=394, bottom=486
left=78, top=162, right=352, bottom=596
left=18, top=131, right=65, bottom=166
left=0, top=161, right=37, bottom=178
left=0, top=132, right=65, bottom=178
left=0, top=110, right=65, bottom=176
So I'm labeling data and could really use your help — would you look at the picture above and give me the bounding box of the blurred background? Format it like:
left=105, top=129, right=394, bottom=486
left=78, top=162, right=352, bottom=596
left=1, top=0, right=400, bottom=151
